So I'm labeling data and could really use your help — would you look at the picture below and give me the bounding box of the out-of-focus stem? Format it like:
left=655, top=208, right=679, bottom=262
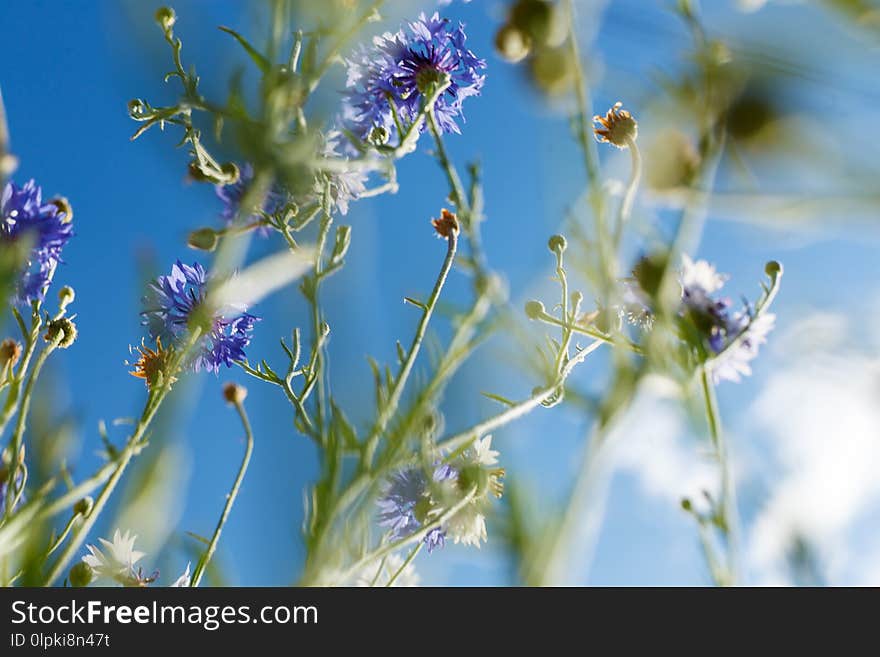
left=700, top=365, right=738, bottom=585
left=191, top=397, right=254, bottom=587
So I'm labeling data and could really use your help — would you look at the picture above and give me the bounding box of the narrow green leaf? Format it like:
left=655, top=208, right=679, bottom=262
left=218, top=26, right=270, bottom=73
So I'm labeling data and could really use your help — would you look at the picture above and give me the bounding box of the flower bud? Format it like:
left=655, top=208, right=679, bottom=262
left=529, top=46, right=575, bottom=95
left=127, top=99, right=147, bottom=118
left=49, top=197, right=74, bottom=224
left=368, top=126, right=390, bottom=146
left=69, top=561, right=94, bottom=587
left=510, top=0, right=564, bottom=47
left=494, top=23, right=531, bottom=63
left=58, top=286, right=76, bottom=308
left=765, top=260, right=782, bottom=278
left=44, top=317, right=77, bottom=349
left=73, top=496, right=94, bottom=517
left=222, top=382, right=248, bottom=405
left=187, top=227, right=220, bottom=252
left=155, top=7, right=176, bottom=31
left=525, top=300, right=546, bottom=320
left=0, top=338, right=22, bottom=369
left=547, top=234, right=567, bottom=254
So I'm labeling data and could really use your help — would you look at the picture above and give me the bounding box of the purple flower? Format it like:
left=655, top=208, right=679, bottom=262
left=341, top=12, right=486, bottom=147
left=142, top=260, right=259, bottom=374
left=377, top=463, right=458, bottom=553
left=679, top=255, right=775, bottom=384
left=1, top=180, right=73, bottom=304
left=215, top=164, right=286, bottom=236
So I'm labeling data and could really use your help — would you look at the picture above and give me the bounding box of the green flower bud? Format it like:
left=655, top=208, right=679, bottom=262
left=187, top=227, right=220, bottom=252
left=127, top=99, right=147, bottom=118
left=547, top=234, right=567, bottom=254
left=525, top=300, right=546, bottom=320
left=155, top=7, right=176, bottom=31
left=49, top=197, right=74, bottom=224
left=368, top=126, right=390, bottom=146
left=69, top=561, right=94, bottom=587
left=44, top=317, right=77, bottom=349
left=765, top=260, right=782, bottom=277
left=680, top=497, right=693, bottom=512
left=58, top=285, right=76, bottom=308
left=73, top=496, right=94, bottom=517
left=494, top=23, right=531, bottom=64
left=529, top=46, right=575, bottom=95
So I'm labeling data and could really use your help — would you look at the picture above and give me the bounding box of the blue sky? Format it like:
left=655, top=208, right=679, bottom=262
left=2, top=0, right=879, bottom=585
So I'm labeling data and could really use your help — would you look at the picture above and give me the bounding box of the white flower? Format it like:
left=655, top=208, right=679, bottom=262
left=442, top=436, right=504, bottom=549
left=472, top=435, right=499, bottom=466
left=710, top=312, right=776, bottom=384
left=680, top=254, right=727, bottom=297
left=82, top=529, right=145, bottom=586
left=445, top=504, right=489, bottom=548
left=170, top=562, right=191, bottom=587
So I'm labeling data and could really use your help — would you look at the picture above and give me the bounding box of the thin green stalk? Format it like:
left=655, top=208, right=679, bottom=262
left=363, top=224, right=459, bottom=468
left=0, top=310, right=42, bottom=439
left=3, top=336, right=60, bottom=522
left=700, top=365, right=739, bottom=585
left=307, top=0, right=386, bottom=94
left=386, top=543, right=421, bottom=587
left=426, top=110, right=469, bottom=215
left=437, top=338, right=603, bottom=455
left=42, top=326, right=202, bottom=585
left=42, top=389, right=168, bottom=585
left=612, top=136, right=642, bottom=250
left=332, top=487, right=476, bottom=585
left=191, top=396, right=254, bottom=587
left=532, top=310, right=643, bottom=353
left=565, top=0, right=612, bottom=290
left=43, top=511, right=81, bottom=561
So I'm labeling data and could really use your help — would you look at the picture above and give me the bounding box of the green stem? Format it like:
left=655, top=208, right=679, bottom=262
left=386, top=543, right=421, bottom=587
left=363, top=225, right=459, bottom=468
left=0, top=310, right=42, bottom=439
left=700, top=365, right=738, bottom=585
left=331, top=487, right=476, bottom=586
left=42, top=390, right=167, bottom=585
left=612, top=136, right=642, bottom=250
left=3, top=337, right=59, bottom=523
left=191, top=396, right=254, bottom=587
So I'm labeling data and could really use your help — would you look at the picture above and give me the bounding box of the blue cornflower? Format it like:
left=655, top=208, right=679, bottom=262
left=215, top=164, right=286, bottom=236
left=378, top=464, right=457, bottom=553
left=342, top=12, right=486, bottom=147
left=1, top=180, right=73, bottom=304
left=142, top=260, right=259, bottom=374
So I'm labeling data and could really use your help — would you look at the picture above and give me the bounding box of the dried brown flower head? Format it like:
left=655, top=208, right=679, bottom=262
left=431, top=208, right=460, bottom=239
left=593, top=101, right=638, bottom=149
left=128, top=337, right=176, bottom=389
left=222, top=382, right=248, bottom=405
left=0, top=338, right=22, bottom=368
